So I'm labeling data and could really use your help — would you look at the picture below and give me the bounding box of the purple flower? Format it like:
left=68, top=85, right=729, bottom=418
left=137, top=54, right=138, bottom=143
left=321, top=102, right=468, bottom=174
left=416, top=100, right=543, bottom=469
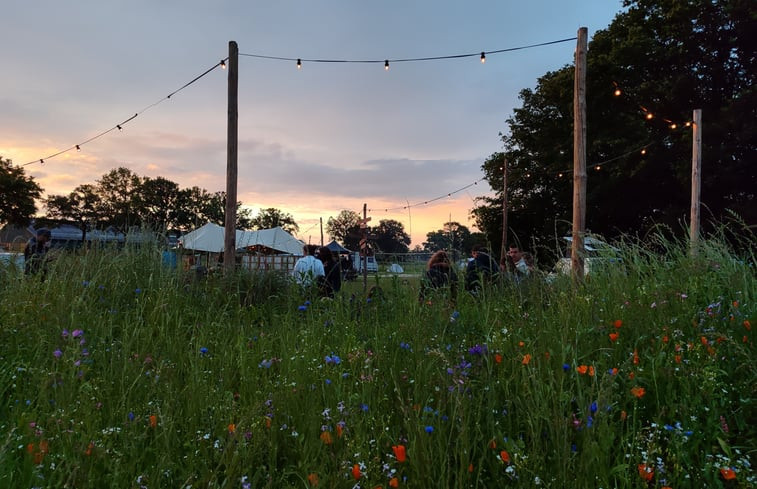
left=72, top=329, right=83, bottom=338
left=468, top=344, right=488, bottom=356
left=53, top=349, right=62, bottom=358
left=62, top=329, right=69, bottom=339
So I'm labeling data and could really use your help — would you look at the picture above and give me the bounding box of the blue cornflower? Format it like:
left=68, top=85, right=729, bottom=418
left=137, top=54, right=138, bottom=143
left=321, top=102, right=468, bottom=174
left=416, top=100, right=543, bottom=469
left=82, top=281, right=90, bottom=287
left=258, top=359, right=273, bottom=369
left=135, top=288, right=141, bottom=294
left=563, top=363, right=570, bottom=372
left=128, top=412, right=135, bottom=421
left=360, top=403, right=369, bottom=412
left=325, top=379, right=332, bottom=385
left=590, top=401, right=598, bottom=414
left=304, top=300, right=311, bottom=306
left=400, top=342, right=411, bottom=350
left=298, top=305, right=307, bottom=312
left=425, top=426, right=434, bottom=434
left=200, top=347, right=209, bottom=355
left=586, top=416, right=594, bottom=428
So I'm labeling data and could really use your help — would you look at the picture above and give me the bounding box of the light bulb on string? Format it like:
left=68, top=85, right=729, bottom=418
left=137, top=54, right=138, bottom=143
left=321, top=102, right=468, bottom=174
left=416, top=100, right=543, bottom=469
left=670, top=123, right=677, bottom=129
left=220, top=60, right=226, bottom=69
left=296, top=58, right=301, bottom=69
left=480, top=52, right=486, bottom=64
left=117, top=125, right=122, bottom=130
left=39, top=159, right=44, bottom=165
left=685, top=121, right=692, bottom=127
left=384, top=60, right=389, bottom=71
left=645, top=113, right=653, bottom=120
left=558, top=173, right=564, bottom=178
left=76, top=145, right=81, bottom=151
left=613, top=88, right=622, bottom=96
left=595, top=165, right=601, bottom=171
left=641, top=148, right=647, bottom=155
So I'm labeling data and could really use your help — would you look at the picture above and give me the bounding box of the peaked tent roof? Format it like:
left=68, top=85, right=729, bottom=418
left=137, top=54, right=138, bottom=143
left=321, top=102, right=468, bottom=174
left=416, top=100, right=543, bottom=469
left=179, top=223, right=304, bottom=254
left=325, top=240, right=352, bottom=253
left=237, top=226, right=304, bottom=255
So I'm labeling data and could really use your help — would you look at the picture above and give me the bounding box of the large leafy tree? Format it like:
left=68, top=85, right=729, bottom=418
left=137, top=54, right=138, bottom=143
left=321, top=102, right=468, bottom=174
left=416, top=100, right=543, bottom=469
left=135, top=176, right=184, bottom=231
left=422, top=221, right=474, bottom=257
left=326, top=210, right=361, bottom=250
left=250, top=208, right=299, bottom=234
left=44, top=184, right=102, bottom=241
left=0, top=157, right=43, bottom=228
left=472, top=0, right=756, bottom=257
left=96, top=167, right=142, bottom=232
left=372, top=219, right=411, bottom=254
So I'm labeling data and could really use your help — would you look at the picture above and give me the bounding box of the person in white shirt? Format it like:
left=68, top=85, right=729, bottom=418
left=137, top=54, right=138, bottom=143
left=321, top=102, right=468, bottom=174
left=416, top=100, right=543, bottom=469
left=292, top=244, right=325, bottom=287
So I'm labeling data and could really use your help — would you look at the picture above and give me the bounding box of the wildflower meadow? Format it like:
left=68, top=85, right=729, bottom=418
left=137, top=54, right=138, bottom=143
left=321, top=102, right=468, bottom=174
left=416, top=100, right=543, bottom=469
left=1, top=232, right=754, bottom=488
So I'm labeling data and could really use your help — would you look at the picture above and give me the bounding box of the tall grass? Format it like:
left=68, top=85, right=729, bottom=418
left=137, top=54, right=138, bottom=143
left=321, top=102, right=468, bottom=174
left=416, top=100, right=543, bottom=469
left=0, top=234, right=754, bottom=488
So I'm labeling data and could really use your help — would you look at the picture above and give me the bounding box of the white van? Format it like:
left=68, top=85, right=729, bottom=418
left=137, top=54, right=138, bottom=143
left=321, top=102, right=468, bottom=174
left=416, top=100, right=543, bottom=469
left=351, top=252, right=378, bottom=273
left=555, top=236, right=621, bottom=276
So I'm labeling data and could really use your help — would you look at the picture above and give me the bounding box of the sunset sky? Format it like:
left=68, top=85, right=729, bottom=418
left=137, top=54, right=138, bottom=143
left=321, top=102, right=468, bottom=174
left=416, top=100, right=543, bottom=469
left=1, top=1, right=623, bottom=246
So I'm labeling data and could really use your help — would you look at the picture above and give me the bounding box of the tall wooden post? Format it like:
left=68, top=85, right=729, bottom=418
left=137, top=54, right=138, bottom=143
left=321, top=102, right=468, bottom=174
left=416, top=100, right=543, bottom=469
left=320, top=217, right=324, bottom=246
left=500, top=160, right=508, bottom=263
left=690, top=109, right=702, bottom=256
left=224, top=41, right=239, bottom=273
left=571, top=27, right=588, bottom=281
left=362, top=203, right=368, bottom=292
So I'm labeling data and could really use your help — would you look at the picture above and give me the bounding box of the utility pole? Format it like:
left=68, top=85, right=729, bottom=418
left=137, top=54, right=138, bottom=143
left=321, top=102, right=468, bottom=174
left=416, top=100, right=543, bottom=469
left=320, top=217, right=324, bottom=246
left=690, top=109, right=702, bottom=256
left=223, top=41, right=238, bottom=273
left=500, top=160, right=508, bottom=263
left=571, top=27, right=588, bottom=281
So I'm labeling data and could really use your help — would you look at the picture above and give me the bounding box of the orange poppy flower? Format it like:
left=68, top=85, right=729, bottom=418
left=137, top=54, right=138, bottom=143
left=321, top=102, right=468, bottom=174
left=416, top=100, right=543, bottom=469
left=610, top=367, right=618, bottom=375
left=307, top=473, right=319, bottom=486
left=265, top=416, right=272, bottom=429
left=613, top=319, right=623, bottom=329
left=392, top=444, right=407, bottom=463
left=518, top=341, right=525, bottom=348
left=488, top=439, right=497, bottom=449
left=744, top=320, right=751, bottom=331
left=494, top=353, right=503, bottom=364
left=521, top=354, right=532, bottom=365
left=588, top=366, right=595, bottom=377
left=389, top=477, right=399, bottom=488
left=336, top=424, right=344, bottom=438
left=662, top=335, right=669, bottom=343
left=500, top=450, right=510, bottom=464
left=633, top=350, right=639, bottom=365
left=609, top=333, right=619, bottom=342
left=228, top=423, right=236, bottom=434
left=674, top=354, right=682, bottom=364
left=631, top=386, right=646, bottom=398
left=637, top=464, right=654, bottom=481
left=351, top=464, right=362, bottom=480
left=84, top=441, right=94, bottom=457
left=320, top=431, right=333, bottom=445
left=628, top=371, right=635, bottom=380
left=720, top=467, right=737, bottom=480
left=576, top=365, right=588, bottom=375
left=468, top=463, right=474, bottom=473
left=701, top=336, right=708, bottom=345
left=149, top=415, right=157, bottom=428
left=620, top=410, right=627, bottom=421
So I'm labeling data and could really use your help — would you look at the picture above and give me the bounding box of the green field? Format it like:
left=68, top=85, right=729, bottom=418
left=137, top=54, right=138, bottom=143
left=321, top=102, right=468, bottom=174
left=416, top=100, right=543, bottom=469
left=1, top=235, right=754, bottom=488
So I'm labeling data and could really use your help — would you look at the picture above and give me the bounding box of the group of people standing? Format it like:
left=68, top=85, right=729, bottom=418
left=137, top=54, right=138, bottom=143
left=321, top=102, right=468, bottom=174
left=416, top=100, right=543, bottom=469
left=291, top=244, right=342, bottom=298
left=418, top=243, right=535, bottom=305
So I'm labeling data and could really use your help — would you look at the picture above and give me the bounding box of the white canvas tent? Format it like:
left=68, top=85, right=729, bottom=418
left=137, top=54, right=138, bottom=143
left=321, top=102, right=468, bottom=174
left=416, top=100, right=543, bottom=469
left=179, top=223, right=304, bottom=255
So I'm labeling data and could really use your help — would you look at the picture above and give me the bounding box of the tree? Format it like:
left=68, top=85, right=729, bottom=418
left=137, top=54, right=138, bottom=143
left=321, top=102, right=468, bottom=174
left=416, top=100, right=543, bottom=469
left=373, top=219, right=411, bottom=254
left=422, top=222, right=473, bottom=258
left=250, top=208, right=299, bottom=234
left=96, top=167, right=142, bottom=232
left=326, top=210, right=361, bottom=250
left=44, top=184, right=101, bottom=241
left=135, top=176, right=183, bottom=231
left=0, top=157, right=42, bottom=228
left=471, top=0, right=756, bottom=257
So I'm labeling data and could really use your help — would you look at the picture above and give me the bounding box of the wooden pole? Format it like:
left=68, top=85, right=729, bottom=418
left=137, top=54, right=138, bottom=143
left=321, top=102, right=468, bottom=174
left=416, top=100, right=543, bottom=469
left=500, top=159, right=508, bottom=263
left=571, top=27, right=588, bottom=281
left=690, top=109, right=702, bottom=256
left=320, top=217, right=324, bottom=246
left=362, top=203, right=368, bottom=292
left=223, top=41, right=239, bottom=273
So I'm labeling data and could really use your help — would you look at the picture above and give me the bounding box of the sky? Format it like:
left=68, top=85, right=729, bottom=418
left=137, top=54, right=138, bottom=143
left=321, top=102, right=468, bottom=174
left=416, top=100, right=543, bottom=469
left=1, top=1, right=624, bottom=247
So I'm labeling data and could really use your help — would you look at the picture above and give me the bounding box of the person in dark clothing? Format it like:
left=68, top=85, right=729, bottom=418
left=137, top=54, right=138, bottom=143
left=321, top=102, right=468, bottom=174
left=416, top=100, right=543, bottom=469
left=24, top=228, right=52, bottom=278
left=464, top=245, right=499, bottom=293
left=317, top=246, right=342, bottom=298
left=419, top=250, right=458, bottom=306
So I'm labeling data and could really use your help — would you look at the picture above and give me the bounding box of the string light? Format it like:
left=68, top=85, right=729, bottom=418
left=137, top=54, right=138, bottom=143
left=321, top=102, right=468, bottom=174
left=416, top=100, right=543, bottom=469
left=641, top=148, right=647, bottom=155
left=645, top=112, right=653, bottom=120
left=22, top=61, right=223, bottom=167
left=613, top=88, right=622, bottom=96
left=296, top=58, right=301, bottom=69
left=368, top=178, right=486, bottom=213
left=670, top=123, right=677, bottom=129
left=595, top=165, right=601, bottom=171
left=220, top=60, right=226, bottom=69
left=480, top=52, right=486, bottom=63
left=384, top=60, right=389, bottom=71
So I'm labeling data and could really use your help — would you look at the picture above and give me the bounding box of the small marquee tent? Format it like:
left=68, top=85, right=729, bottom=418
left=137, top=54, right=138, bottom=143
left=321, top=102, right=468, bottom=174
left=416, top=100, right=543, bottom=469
left=179, top=223, right=304, bottom=255
left=325, top=240, right=351, bottom=254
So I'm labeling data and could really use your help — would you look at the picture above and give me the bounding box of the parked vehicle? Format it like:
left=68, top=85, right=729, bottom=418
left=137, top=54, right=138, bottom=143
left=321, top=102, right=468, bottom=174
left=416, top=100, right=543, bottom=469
left=351, top=252, right=378, bottom=273
left=555, top=236, right=621, bottom=276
